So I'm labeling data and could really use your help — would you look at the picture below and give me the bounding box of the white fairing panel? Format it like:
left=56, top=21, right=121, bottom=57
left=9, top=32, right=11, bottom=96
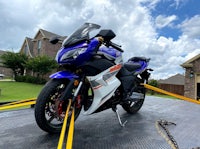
left=83, top=64, right=122, bottom=115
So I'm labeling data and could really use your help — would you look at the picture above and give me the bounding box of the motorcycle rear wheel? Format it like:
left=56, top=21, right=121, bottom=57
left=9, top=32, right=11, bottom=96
left=122, top=88, right=145, bottom=114
left=122, top=98, right=144, bottom=114
left=34, top=79, right=82, bottom=134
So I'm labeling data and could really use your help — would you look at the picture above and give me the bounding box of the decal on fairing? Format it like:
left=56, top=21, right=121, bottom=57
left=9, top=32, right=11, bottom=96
left=90, top=64, right=122, bottom=90
left=109, top=64, right=122, bottom=73
left=85, top=64, right=122, bottom=115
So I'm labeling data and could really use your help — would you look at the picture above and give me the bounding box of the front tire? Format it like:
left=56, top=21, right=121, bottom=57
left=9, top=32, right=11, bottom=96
left=34, top=79, right=82, bottom=134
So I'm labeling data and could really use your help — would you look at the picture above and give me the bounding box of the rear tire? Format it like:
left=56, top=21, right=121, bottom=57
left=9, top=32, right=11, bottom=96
left=122, top=87, right=145, bottom=114
left=34, top=79, right=82, bottom=134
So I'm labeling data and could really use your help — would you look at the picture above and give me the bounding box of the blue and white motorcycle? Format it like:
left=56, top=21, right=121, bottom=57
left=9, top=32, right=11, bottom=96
left=34, top=23, right=152, bottom=133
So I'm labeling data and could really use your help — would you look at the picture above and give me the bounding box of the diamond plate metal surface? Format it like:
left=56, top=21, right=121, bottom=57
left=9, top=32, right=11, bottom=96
left=0, top=96, right=200, bottom=149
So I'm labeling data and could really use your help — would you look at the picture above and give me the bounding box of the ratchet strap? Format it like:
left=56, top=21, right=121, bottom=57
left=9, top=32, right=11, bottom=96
left=57, top=99, right=72, bottom=149
left=143, top=84, right=200, bottom=105
left=57, top=99, right=75, bottom=149
left=0, top=100, right=36, bottom=111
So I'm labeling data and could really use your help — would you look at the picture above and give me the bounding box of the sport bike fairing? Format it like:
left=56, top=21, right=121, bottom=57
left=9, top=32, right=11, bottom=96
left=84, top=64, right=122, bottom=114
left=98, top=45, right=123, bottom=64
left=49, top=71, right=79, bottom=79
left=55, top=23, right=123, bottom=66
left=62, top=23, right=100, bottom=47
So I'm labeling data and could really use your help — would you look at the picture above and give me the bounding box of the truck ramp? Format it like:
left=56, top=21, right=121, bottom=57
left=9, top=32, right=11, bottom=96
left=0, top=96, right=199, bottom=149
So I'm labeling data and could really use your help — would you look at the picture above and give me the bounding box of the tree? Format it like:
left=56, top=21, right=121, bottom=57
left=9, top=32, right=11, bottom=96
left=148, top=79, right=159, bottom=95
left=26, top=55, right=57, bottom=78
left=0, top=52, right=28, bottom=78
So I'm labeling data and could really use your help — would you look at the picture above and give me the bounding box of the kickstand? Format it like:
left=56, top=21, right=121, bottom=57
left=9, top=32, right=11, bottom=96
left=112, top=106, right=127, bottom=127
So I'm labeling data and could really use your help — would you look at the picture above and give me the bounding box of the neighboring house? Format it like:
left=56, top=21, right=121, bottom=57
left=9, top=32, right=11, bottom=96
left=0, top=29, right=65, bottom=78
left=181, top=54, right=200, bottom=99
left=19, top=29, right=66, bottom=78
left=158, top=73, right=185, bottom=95
left=19, top=29, right=66, bottom=58
left=0, top=50, right=13, bottom=77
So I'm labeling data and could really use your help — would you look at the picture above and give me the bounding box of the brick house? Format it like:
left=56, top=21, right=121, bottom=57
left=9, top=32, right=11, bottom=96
left=181, top=54, right=200, bottom=99
left=20, top=29, right=65, bottom=58
left=0, top=50, right=13, bottom=77
left=158, top=73, right=185, bottom=95
left=19, top=29, right=66, bottom=78
left=0, top=29, right=65, bottom=78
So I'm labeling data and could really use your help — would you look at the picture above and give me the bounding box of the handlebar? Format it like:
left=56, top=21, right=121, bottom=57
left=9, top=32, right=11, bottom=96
left=109, top=41, right=124, bottom=52
left=96, top=36, right=124, bottom=53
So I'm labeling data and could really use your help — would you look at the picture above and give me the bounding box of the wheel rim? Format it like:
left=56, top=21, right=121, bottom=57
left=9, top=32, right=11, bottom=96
left=45, top=83, right=67, bottom=128
left=129, top=99, right=144, bottom=107
left=43, top=83, right=82, bottom=129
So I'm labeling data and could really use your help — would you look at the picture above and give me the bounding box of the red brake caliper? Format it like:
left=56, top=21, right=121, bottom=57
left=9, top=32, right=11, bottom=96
left=76, top=95, right=81, bottom=108
left=57, top=101, right=64, bottom=118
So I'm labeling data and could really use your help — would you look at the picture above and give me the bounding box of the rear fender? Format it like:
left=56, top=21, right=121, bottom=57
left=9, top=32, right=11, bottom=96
left=49, top=71, right=79, bottom=80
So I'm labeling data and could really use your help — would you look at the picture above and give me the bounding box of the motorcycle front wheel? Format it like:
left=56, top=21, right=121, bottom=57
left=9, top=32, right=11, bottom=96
left=34, top=79, right=82, bottom=134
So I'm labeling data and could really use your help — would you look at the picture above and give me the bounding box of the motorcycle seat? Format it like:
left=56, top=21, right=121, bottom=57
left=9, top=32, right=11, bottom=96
left=124, top=62, right=141, bottom=72
left=128, top=57, right=150, bottom=62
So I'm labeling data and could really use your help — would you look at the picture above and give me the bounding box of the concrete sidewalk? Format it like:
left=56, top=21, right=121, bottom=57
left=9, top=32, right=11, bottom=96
left=0, top=96, right=200, bottom=149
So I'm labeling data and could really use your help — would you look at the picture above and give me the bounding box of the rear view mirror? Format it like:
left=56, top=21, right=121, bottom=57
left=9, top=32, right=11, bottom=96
left=49, top=37, right=59, bottom=44
left=96, top=29, right=116, bottom=41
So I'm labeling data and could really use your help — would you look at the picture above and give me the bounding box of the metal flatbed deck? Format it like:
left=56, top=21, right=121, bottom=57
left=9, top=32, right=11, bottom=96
left=0, top=96, right=200, bottom=149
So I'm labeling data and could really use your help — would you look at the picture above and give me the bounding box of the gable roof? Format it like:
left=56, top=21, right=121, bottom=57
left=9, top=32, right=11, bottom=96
left=19, top=29, right=66, bottom=57
left=19, top=37, right=34, bottom=57
left=26, top=37, right=34, bottom=57
left=34, top=29, right=66, bottom=40
left=158, top=73, right=185, bottom=85
left=26, top=37, right=33, bottom=49
left=181, top=54, right=200, bottom=68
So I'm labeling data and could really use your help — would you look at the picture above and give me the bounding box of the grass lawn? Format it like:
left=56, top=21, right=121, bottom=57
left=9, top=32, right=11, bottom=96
left=0, top=81, right=179, bottom=102
left=147, top=93, right=179, bottom=99
left=0, top=81, right=43, bottom=102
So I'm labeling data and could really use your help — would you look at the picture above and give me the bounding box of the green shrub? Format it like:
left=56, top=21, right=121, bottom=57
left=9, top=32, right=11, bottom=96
left=15, top=75, right=26, bottom=82
left=15, top=75, right=47, bottom=84
left=148, top=79, right=159, bottom=95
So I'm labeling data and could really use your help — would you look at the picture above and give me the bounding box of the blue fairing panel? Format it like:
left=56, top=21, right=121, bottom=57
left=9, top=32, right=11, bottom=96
left=49, top=71, right=79, bottom=80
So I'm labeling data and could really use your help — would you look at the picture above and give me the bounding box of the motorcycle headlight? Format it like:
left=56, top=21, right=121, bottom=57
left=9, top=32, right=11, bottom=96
left=58, top=47, right=87, bottom=62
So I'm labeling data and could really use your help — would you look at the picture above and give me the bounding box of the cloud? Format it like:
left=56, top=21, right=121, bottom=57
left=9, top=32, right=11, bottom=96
left=155, top=15, right=177, bottom=28
left=139, top=0, right=161, bottom=10
left=0, top=1, right=39, bottom=51
left=179, top=15, right=200, bottom=39
left=0, top=0, right=200, bottom=79
left=149, top=34, right=200, bottom=79
left=173, top=0, right=189, bottom=9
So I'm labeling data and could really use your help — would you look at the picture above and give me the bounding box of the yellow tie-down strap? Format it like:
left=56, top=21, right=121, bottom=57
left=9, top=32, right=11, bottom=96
left=143, top=84, right=200, bottom=105
left=57, top=99, right=75, bottom=149
left=0, top=99, right=36, bottom=111
left=0, top=98, right=75, bottom=149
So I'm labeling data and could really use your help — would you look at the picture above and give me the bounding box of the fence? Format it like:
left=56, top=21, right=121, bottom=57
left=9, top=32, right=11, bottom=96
left=158, top=84, right=184, bottom=96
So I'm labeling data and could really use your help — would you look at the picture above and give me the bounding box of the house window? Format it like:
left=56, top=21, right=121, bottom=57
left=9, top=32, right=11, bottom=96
left=37, top=40, right=42, bottom=55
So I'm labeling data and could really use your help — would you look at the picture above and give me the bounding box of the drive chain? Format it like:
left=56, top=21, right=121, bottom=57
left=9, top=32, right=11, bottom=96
left=156, top=120, right=179, bottom=149
left=156, top=120, right=200, bottom=149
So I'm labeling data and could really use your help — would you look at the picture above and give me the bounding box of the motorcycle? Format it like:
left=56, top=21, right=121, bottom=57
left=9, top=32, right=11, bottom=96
left=34, top=23, right=152, bottom=133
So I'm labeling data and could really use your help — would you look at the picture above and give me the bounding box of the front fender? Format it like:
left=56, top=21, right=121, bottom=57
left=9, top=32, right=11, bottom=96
left=49, top=71, right=79, bottom=80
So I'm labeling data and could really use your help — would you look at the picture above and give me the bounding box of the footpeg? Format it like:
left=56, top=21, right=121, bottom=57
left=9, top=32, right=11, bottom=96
left=112, top=107, right=127, bottom=127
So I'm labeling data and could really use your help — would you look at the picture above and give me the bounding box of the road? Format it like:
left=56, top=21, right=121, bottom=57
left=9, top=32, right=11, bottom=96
left=0, top=96, right=200, bottom=149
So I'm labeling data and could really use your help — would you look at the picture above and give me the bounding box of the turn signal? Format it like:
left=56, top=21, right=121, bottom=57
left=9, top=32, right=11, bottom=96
left=98, top=37, right=104, bottom=43
left=74, top=80, right=79, bottom=86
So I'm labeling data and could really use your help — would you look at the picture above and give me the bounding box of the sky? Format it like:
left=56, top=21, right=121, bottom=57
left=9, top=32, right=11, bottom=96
left=0, top=0, right=200, bottom=79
